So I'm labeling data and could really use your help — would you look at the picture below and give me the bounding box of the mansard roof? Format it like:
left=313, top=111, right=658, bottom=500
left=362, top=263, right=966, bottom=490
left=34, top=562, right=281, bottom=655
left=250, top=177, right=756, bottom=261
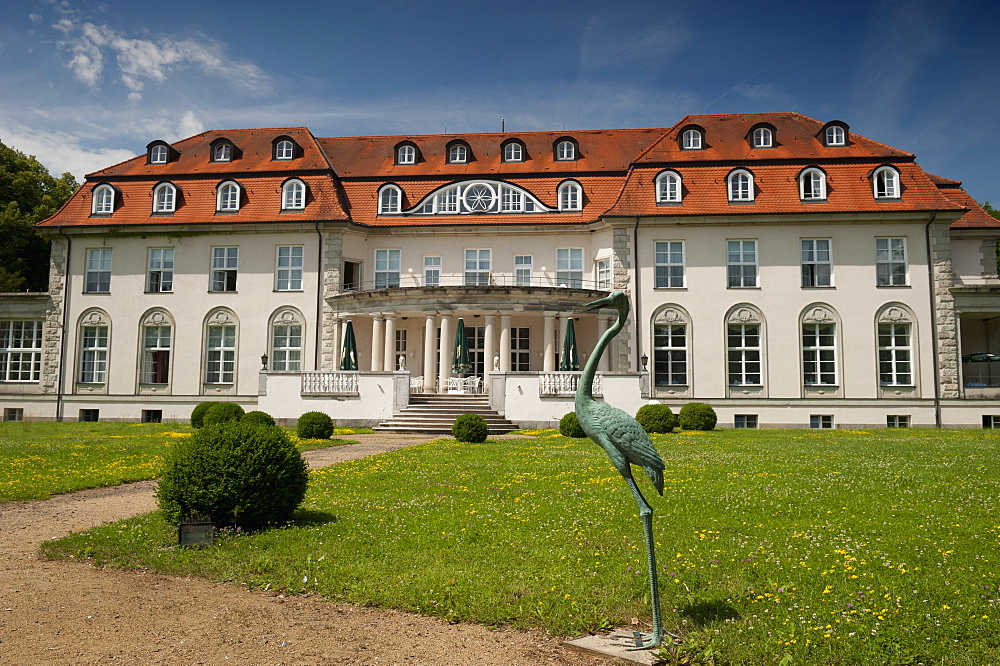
left=931, top=175, right=1000, bottom=229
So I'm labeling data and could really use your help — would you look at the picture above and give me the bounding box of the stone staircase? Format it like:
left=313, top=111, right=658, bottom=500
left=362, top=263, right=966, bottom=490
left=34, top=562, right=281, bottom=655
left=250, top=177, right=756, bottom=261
left=375, top=394, right=518, bottom=434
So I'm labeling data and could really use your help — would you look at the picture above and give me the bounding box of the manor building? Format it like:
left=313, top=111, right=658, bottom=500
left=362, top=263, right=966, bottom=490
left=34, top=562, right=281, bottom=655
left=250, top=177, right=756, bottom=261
left=2, top=112, right=999, bottom=428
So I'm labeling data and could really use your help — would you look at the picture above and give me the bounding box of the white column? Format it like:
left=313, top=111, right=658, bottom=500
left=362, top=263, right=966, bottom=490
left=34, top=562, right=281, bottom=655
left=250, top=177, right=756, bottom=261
left=383, top=314, right=396, bottom=371
left=439, top=314, right=452, bottom=388
left=543, top=312, right=556, bottom=372
left=423, top=313, right=437, bottom=392
left=596, top=316, right=610, bottom=372
left=371, top=315, right=384, bottom=372
left=499, top=314, right=512, bottom=372
left=483, top=315, right=495, bottom=374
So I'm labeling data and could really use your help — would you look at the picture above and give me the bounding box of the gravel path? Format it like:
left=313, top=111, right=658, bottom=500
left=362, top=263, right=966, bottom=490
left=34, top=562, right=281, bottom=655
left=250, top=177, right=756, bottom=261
left=0, top=434, right=617, bottom=665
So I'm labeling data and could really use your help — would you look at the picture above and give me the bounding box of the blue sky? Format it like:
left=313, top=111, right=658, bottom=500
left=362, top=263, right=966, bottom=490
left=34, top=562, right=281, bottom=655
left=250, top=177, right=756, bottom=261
left=2, top=0, right=999, bottom=204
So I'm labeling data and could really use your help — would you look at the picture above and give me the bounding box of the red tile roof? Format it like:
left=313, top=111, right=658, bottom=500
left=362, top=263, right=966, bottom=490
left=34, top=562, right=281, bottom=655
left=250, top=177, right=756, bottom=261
left=934, top=179, right=1000, bottom=229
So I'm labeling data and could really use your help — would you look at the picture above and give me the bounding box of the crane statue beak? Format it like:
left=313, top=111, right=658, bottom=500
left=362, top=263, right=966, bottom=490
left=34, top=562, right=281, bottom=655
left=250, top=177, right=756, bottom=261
left=584, top=291, right=618, bottom=311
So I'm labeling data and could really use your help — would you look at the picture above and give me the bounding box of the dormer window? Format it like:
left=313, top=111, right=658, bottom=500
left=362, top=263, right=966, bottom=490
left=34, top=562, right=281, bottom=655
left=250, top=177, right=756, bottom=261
left=447, top=142, right=469, bottom=164
left=728, top=169, right=755, bottom=202
left=274, top=139, right=296, bottom=160
left=823, top=124, right=848, bottom=147
left=655, top=171, right=682, bottom=203
left=503, top=141, right=524, bottom=163
left=153, top=183, right=177, bottom=213
left=282, top=179, right=306, bottom=210
left=555, top=139, right=576, bottom=161
left=751, top=127, right=773, bottom=149
left=92, top=184, right=115, bottom=215
left=379, top=184, right=402, bottom=214
left=149, top=144, right=168, bottom=164
left=557, top=181, right=582, bottom=211
left=396, top=144, right=416, bottom=165
left=800, top=168, right=827, bottom=201
left=213, top=143, right=232, bottom=162
left=681, top=128, right=703, bottom=150
left=873, top=166, right=900, bottom=199
left=217, top=181, right=241, bottom=212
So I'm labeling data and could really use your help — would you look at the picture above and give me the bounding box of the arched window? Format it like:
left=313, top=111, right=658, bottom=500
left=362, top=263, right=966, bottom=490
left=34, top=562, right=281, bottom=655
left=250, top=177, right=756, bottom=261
left=651, top=305, right=691, bottom=389
left=77, top=309, right=111, bottom=385
left=825, top=125, right=846, bottom=146
left=203, top=309, right=238, bottom=386
left=681, top=128, right=702, bottom=150
left=727, top=169, right=754, bottom=202
left=275, top=139, right=295, bottom=160
left=655, top=171, right=682, bottom=203
left=217, top=181, right=241, bottom=212
left=558, top=181, right=581, bottom=211
left=800, top=304, right=840, bottom=387
left=448, top=143, right=468, bottom=164
left=396, top=144, right=416, bottom=165
left=378, top=185, right=401, bottom=214
left=752, top=126, right=773, bottom=148
left=92, top=185, right=115, bottom=215
left=139, top=309, right=173, bottom=385
left=555, top=139, right=576, bottom=161
left=503, top=141, right=524, bottom=163
left=149, top=144, right=168, bottom=164
left=873, top=166, right=900, bottom=199
left=213, top=142, right=232, bottom=162
left=876, top=304, right=917, bottom=388
left=799, top=168, right=827, bottom=200
left=153, top=183, right=176, bottom=213
left=726, top=304, right=766, bottom=390
left=269, top=308, right=305, bottom=372
left=282, top=179, right=306, bottom=210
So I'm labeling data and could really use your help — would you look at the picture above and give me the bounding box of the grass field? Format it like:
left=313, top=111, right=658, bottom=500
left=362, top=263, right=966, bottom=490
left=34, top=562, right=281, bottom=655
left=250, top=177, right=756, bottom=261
left=39, top=427, right=1000, bottom=664
left=0, top=422, right=354, bottom=502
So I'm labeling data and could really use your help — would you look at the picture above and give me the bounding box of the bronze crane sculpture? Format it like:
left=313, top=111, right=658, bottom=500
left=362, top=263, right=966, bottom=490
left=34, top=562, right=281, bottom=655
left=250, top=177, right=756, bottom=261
left=576, top=290, right=667, bottom=649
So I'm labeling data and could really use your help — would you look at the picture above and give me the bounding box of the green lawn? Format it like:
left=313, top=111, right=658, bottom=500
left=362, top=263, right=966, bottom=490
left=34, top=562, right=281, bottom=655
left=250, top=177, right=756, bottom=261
left=38, top=427, right=1000, bottom=664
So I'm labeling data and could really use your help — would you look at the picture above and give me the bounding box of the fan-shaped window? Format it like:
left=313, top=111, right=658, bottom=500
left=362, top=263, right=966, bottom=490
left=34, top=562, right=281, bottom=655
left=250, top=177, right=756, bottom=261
left=873, top=166, right=900, bottom=199
left=282, top=179, right=306, bottom=210
left=503, top=141, right=524, bottom=163
left=274, top=139, right=295, bottom=160
left=681, top=128, right=703, bottom=150
left=153, top=183, right=176, bottom=213
left=558, top=181, right=582, bottom=211
left=379, top=185, right=401, bottom=214
left=752, top=127, right=773, bottom=148
left=92, top=185, right=115, bottom=215
left=800, top=168, right=827, bottom=200
left=213, top=143, right=232, bottom=162
left=396, top=144, right=416, bottom=165
left=555, top=140, right=576, bottom=161
left=728, top=169, right=754, bottom=202
left=217, top=181, right=241, bottom=212
left=448, top=143, right=468, bottom=164
left=655, top=171, right=682, bottom=203
left=149, top=144, right=168, bottom=164
left=825, top=125, right=846, bottom=146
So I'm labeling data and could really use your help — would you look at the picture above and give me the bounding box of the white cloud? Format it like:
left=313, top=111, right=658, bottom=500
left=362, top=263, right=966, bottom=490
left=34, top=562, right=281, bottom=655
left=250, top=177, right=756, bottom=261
left=0, top=120, right=135, bottom=181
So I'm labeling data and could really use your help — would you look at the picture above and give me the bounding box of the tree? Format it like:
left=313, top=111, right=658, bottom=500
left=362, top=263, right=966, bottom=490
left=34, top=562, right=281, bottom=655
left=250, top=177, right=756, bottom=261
left=0, top=142, right=78, bottom=291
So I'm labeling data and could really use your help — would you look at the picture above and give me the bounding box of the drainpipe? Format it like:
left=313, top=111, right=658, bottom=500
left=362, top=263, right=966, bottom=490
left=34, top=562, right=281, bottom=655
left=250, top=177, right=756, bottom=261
left=315, top=221, right=323, bottom=370
left=633, top=216, right=643, bottom=372
left=924, top=211, right=942, bottom=428
left=55, top=228, right=71, bottom=422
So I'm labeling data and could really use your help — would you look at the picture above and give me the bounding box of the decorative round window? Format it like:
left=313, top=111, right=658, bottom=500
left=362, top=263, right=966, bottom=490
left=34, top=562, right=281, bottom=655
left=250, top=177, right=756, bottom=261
left=463, top=183, right=495, bottom=212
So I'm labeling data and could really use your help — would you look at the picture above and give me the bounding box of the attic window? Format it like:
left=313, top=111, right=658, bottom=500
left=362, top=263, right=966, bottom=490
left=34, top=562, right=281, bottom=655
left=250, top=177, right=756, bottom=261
left=448, top=143, right=468, bottom=164
left=275, top=140, right=295, bottom=160
left=397, top=145, right=416, bottom=165
left=873, top=167, right=900, bottom=199
left=150, top=145, right=168, bottom=164
left=752, top=127, right=773, bottom=149
left=681, top=129, right=702, bottom=150
left=555, top=140, right=576, bottom=161
left=213, top=143, right=232, bottom=162
left=503, top=142, right=524, bottom=163
left=92, top=184, right=115, bottom=215
left=825, top=126, right=846, bottom=147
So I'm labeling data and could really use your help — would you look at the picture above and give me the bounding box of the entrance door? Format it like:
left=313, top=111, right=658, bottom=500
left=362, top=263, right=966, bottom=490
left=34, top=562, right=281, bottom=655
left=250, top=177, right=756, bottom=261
left=465, top=326, right=486, bottom=384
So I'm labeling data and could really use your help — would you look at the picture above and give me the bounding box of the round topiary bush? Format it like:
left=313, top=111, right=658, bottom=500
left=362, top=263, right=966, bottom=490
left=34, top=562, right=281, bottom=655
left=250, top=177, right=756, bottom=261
left=678, top=402, right=718, bottom=431
left=297, top=411, right=333, bottom=440
left=452, top=413, right=489, bottom=443
left=242, top=410, right=276, bottom=427
left=190, top=401, right=215, bottom=428
left=559, top=411, right=586, bottom=438
left=156, top=421, right=309, bottom=531
left=203, top=402, right=245, bottom=427
left=636, top=404, right=676, bottom=434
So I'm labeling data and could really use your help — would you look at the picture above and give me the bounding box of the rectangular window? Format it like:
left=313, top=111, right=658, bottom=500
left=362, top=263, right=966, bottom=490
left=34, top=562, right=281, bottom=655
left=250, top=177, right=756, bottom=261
left=79, top=409, right=100, bottom=422
left=205, top=325, right=236, bottom=384
left=734, top=414, right=758, bottom=429
left=272, top=324, right=302, bottom=371
left=983, top=415, right=1000, bottom=429
left=79, top=326, right=108, bottom=383
left=3, top=407, right=24, bottom=422
left=276, top=246, right=304, bottom=291
left=0, top=320, right=43, bottom=382
left=85, top=248, right=112, bottom=293
left=878, top=323, right=912, bottom=385
left=515, top=255, right=532, bottom=287
left=802, top=323, right=837, bottom=385
left=801, top=239, right=831, bottom=287
left=343, top=260, right=361, bottom=291
left=211, top=247, right=238, bottom=292
left=727, top=324, right=761, bottom=385
left=810, top=415, right=833, bottom=429
left=556, top=248, right=583, bottom=288
left=141, top=326, right=171, bottom=384
left=653, top=324, right=687, bottom=386
left=146, top=248, right=174, bottom=293
left=141, top=409, right=162, bottom=424
left=596, top=258, right=611, bottom=291
left=511, top=327, right=530, bottom=371
left=394, top=329, right=407, bottom=370
left=424, top=256, right=441, bottom=287
left=501, top=186, right=524, bottom=212
left=727, top=240, right=758, bottom=288
left=464, top=249, right=491, bottom=286
left=654, top=241, right=684, bottom=288
left=876, top=237, right=907, bottom=286
left=887, top=415, right=910, bottom=428
left=374, top=249, right=401, bottom=289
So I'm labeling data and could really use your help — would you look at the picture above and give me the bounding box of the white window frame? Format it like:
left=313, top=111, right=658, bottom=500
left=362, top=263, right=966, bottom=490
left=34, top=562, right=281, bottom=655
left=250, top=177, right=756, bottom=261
left=682, top=129, right=702, bottom=150
left=141, top=325, right=171, bottom=384
left=800, top=168, right=827, bottom=200
left=728, top=169, right=754, bottom=202
left=205, top=325, right=236, bottom=384
left=213, top=143, right=232, bottom=162
left=655, top=171, right=682, bottom=203
left=92, top=185, right=114, bottom=215
left=556, top=248, right=584, bottom=288
left=150, top=145, right=168, bottom=164
left=556, top=140, right=575, bottom=161
left=464, top=249, right=491, bottom=286
left=397, top=145, right=416, bottom=165
left=379, top=185, right=401, bottom=214
left=802, top=323, right=837, bottom=386
left=146, top=248, right=174, bottom=293
left=654, top=241, right=684, bottom=288
left=275, top=246, right=304, bottom=291
left=85, top=248, right=112, bottom=293
left=501, top=185, right=525, bottom=212
left=752, top=127, right=773, bottom=148
left=503, top=142, right=523, bottom=163
left=282, top=179, right=306, bottom=210
left=727, top=324, right=762, bottom=386
left=558, top=181, right=581, bottom=211
left=727, top=240, right=758, bottom=288
left=874, top=166, right=900, bottom=199
left=79, top=325, right=108, bottom=384
left=374, top=249, right=401, bottom=289
left=825, top=126, right=845, bottom=146
left=0, top=320, right=43, bottom=382
left=153, top=183, right=176, bottom=213
left=275, top=140, right=294, bottom=160
left=271, top=323, right=302, bottom=372
left=448, top=144, right=468, bottom=164
left=514, top=254, right=533, bottom=287
left=424, top=256, right=441, bottom=287
left=210, top=246, right=238, bottom=292
left=878, top=322, right=912, bottom=386
left=653, top=322, right=687, bottom=386
left=800, top=239, right=832, bottom=287
left=596, top=258, right=611, bottom=291
left=217, top=181, right=241, bottom=212
left=875, top=237, right=908, bottom=286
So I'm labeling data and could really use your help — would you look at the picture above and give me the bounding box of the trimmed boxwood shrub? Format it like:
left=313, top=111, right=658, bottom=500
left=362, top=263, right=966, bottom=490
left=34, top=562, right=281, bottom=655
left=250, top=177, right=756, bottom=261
left=190, top=402, right=215, bottom=429
left=452, top=413, right=489, bottom=443
left=156, top=421, right=309, bottom=531
left=297, top=411, right=333, bottom=440
left=636, top=404, right=676, bottom=434
left=678, top=402, right=717, bottom=431
left=559, top=411, right=586, bottom=438
left=203, top=402, right=245, bottom=427
left=243, top=410, right=276, bottom=427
